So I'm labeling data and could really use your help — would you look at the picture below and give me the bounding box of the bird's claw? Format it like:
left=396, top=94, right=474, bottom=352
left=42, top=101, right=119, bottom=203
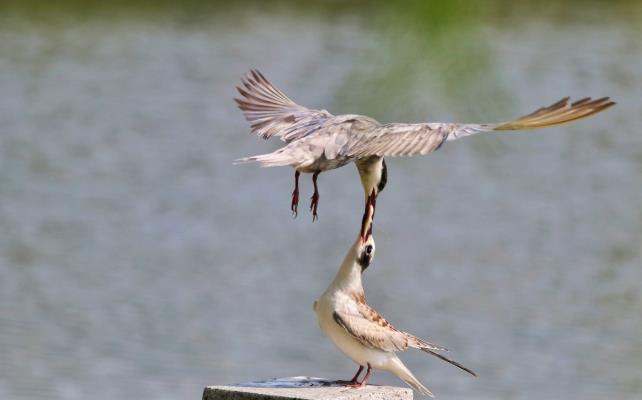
left=330, top=379, right=362, bottom=388
left=291, top=193, right=299, bottom=218
left=344, top=382, right=366, bottom=389
left=310, top=192, right=319, bottom=222
left=291, top=170, right=300, bottom=219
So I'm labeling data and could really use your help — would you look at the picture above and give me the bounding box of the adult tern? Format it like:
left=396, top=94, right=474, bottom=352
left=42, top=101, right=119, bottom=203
left=235, top=70, right=614, bottom=235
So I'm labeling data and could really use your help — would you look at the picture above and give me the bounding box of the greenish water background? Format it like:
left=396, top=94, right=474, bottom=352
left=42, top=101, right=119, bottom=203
left=1, top=1, right=641, bottom=399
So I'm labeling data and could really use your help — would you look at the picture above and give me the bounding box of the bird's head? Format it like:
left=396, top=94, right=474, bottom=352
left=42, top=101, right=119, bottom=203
left=357, top=235, right=376, bottom=272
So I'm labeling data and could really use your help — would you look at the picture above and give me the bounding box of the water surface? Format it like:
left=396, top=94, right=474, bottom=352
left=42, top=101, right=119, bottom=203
left=1, top=2, right=641, bottom=399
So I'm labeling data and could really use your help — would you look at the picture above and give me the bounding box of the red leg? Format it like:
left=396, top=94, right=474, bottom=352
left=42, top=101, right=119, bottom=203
left=349, top=365, right=364, bottom=384
left=291, top=171, right=300, bottom=217
left=334, top=365, right=364, bottom=385
left=310, top=171, right=320, bottom=221
left=347, top=363, right=372, bottom=388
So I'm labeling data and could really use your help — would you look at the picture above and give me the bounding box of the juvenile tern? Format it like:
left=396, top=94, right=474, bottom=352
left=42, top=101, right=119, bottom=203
left=314, top=235, right=475, bottom=397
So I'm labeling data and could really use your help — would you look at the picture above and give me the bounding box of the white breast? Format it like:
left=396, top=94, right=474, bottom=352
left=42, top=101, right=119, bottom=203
left=314, top=292, right=393, bottom=369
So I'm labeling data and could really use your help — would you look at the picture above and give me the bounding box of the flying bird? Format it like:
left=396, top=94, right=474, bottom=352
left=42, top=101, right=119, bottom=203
left=235, top=69, right=615, bottom=233
left=314, top=234, right=475, bottom=397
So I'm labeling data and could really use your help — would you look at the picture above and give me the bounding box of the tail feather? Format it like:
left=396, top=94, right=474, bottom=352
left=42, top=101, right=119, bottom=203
left=494, top=96, right=615, bottom=131
left=388, top=357, right=434, bottom=398
left=406, top=333, right=477, bottom=377
left=406, top=333, right=448, bottom=352
left=420, top=348, right=477, bottom=377
left=233, top=151, right=295, bottom=167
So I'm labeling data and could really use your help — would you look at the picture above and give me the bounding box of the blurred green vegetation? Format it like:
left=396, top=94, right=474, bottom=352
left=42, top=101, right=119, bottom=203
left=338, top=1, right=506, bottom=121
left=1, top=0, right=640, bottom=26
left=1, top=0, right=638, bottom=121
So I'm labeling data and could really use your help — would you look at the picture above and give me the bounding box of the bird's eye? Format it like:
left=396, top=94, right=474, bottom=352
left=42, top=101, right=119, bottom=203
left=365, top=245, right=373, bottom=255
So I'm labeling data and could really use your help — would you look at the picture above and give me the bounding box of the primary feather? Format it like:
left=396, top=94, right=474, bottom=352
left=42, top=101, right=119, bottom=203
left=235, top=69, right=333, bottom=142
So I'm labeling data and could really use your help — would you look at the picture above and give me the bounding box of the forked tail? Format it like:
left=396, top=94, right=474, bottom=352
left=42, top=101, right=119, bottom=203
left=419, top=348, right=477, bottom=377
left=406, top=333, right=477, bottom=377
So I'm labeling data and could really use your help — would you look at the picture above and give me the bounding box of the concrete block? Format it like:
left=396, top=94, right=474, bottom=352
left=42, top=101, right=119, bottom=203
left=203, top=376, right=412, bottom=400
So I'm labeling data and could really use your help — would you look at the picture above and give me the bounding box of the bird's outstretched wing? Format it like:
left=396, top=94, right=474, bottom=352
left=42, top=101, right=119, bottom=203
left=346, top=97, right=615, bottom=158
left=235, top=70, right=334, bottom=142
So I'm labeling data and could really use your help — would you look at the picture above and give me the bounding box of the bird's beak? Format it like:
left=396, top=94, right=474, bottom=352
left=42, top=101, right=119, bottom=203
left=359, top=217, right=369, bottom=242
left=360, top=189, right=377, bottom=240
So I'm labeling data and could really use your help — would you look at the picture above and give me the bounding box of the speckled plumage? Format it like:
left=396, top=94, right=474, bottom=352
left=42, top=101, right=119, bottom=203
left=315, top=235, right=475, bottom=397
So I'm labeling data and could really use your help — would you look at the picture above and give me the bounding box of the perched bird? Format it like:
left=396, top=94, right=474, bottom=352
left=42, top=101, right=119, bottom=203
left=314, top=235, right=475, bottom=397
left=235, top=69, right=614, bottom=233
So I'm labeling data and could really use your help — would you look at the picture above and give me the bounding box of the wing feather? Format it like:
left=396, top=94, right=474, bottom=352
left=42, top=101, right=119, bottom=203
left=333, top=300, right=476, bottom=376
left=344, top=97, right=613, bottom=159
left=333, top=310, right=409, bottom=353
left=492, top=96, right=614, bottom=130
left=235, top=69, right=334, bottom=142
left=346, top=123, right=449, bottom=158
left=332, top=300, right=447, bottom=354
